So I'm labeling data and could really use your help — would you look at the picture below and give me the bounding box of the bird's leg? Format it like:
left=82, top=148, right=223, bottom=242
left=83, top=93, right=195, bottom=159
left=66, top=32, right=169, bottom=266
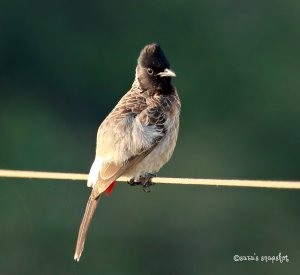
left=127, top=173, right=156, bottom=192
left=141, top=173, right=156, bottom=193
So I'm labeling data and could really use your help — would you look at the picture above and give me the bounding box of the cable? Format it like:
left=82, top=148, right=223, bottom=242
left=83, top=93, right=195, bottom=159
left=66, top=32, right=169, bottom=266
left=0, top=169, right=299, bottom=189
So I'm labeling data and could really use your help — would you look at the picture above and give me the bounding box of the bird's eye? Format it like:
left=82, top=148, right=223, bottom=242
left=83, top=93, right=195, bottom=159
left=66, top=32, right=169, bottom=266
left=147, top=68, right=154, bottom=75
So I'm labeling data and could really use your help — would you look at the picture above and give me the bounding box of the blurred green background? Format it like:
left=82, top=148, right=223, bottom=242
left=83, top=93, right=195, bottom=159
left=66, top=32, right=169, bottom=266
left=0, top=0, right=299, bottom=274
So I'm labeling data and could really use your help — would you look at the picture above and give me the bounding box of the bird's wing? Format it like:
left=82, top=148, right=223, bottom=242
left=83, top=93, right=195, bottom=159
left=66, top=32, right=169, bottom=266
left=92, top=139, right=160, bottom=198
left=92, top=104, right=168, bottom=198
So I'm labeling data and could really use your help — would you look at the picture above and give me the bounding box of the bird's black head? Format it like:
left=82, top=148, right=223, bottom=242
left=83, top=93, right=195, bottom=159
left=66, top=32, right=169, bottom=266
left=137, top=43, right=176, bottom=94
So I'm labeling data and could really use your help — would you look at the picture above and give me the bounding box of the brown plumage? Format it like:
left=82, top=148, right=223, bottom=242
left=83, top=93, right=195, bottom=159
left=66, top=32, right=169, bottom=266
left=74, top=43, right=181, bottom=261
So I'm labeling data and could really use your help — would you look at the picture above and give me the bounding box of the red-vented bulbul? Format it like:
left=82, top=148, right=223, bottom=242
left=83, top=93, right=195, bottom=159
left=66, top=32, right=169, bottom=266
left=74, top=43, right=181, bottom=261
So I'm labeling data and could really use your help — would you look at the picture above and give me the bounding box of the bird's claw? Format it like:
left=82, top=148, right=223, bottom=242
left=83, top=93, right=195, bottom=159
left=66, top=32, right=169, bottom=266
left=142, top=181, right=154, bottom=193
left=128, top=173, right=156, bottom=192
left=127, top=178, right=138, bottom=186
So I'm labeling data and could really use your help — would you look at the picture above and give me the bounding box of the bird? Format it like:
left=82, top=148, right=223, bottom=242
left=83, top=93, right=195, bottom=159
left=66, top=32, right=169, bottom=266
left=74, top=43, right=181, bottom=261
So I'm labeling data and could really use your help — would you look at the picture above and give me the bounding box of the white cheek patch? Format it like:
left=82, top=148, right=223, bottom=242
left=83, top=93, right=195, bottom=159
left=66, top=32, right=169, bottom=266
left=87, top=157, right=103, bottom=187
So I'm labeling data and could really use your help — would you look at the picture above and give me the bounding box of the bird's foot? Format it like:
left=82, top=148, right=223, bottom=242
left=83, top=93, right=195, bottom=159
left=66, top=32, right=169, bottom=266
left=141, top=173, right=156, bottom=193
left=128, top=178, right=139, bottom=186
left=127, top=173, right=156, bottom=192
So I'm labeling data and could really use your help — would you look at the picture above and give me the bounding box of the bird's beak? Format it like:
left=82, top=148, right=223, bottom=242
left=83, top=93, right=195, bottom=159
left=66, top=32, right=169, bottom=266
left=157, top=68, right=176, bottom=77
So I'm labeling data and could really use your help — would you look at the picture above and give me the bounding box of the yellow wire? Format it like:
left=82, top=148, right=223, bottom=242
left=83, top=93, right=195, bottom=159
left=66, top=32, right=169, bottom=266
left=1, top=169, right=300, bottom=189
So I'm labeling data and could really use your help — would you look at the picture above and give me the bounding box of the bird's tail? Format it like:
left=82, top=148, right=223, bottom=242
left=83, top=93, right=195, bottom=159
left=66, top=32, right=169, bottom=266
left=74, top=194, right=101, bottom=261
